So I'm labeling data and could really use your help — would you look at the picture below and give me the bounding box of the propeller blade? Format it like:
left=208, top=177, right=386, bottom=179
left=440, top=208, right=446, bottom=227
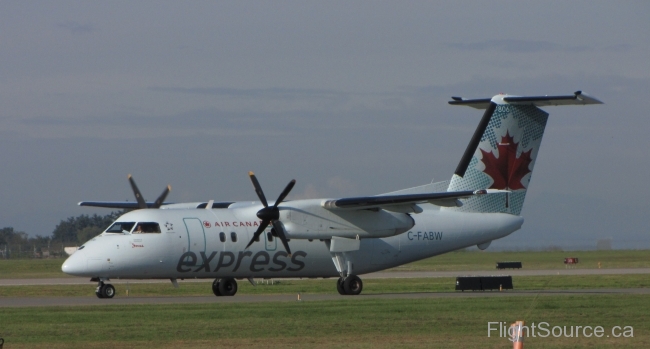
left=273, top=179, right=296, bottom=207
left=247, top=172, right=294, bottom=253
left=245, top=219, right=270, bottom=249
left=128, top=174, right=147, bottom=209
left=248, top=171, right=268, bottom=207
left=153, top=185, right=172, bottom=208
left=272, top=220, right=292, bottom=256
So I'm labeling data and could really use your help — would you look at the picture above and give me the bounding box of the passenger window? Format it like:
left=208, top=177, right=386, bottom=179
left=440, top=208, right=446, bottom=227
left=230, top=232, right=237, bottom=242
left=219, top=232, right=226, bottom=243
left=267, top=232, right=273, bottom=242
left=133, top=222, right=161, bottom=234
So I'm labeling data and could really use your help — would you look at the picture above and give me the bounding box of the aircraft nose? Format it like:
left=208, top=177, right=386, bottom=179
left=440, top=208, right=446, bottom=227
left=61, top=254, right=86, bottom=276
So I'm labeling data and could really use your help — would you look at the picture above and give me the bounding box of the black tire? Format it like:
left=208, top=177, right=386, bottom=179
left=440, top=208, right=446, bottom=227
left=101, top=284, right=116, bottom=299
left=336, top=277, right=346, bottom=295
left=212, top=279, right=222, bottom=297
left=95, top=285, right=104, bottom=299
left=343, top=275, right=363, bottom=295
left=218, top=278, right=238, bottom=296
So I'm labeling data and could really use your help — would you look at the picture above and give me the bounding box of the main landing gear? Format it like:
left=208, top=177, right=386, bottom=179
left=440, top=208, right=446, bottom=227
left=212, top=278, right=238, bottom=296
left=337, top=275, right=363, bottom=295
left=95, top=281, right=115, bottom=299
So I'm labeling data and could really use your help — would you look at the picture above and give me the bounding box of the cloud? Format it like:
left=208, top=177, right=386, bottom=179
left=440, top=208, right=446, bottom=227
left=57, top=21, right=95, bottom=34
left=327, top=176, right=356, bottom=195
left=602, top=43, right=633, bottom=52
left=148, top=86, right=351, bottom=102
left=445, top=39, right=591, bottom=53
left=287, top=177, right=357, bottom=200
left=289, top=184, right=322, bottom=200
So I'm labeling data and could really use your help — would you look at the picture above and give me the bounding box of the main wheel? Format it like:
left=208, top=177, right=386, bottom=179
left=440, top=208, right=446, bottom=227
left=95, top=284, right=104, bottom=299
left=336, top=277, right=346, bottom=295
left=218, top=278, right=238, bottom=296
left=100, top=284, right=116, bottom=299
left=343, top=275, right=363, bottom=295
left=212, top=279, right=222, bottom=296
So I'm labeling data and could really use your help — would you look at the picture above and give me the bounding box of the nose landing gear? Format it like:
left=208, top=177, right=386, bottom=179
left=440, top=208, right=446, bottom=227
left=95, top=281, right=115, bottom=299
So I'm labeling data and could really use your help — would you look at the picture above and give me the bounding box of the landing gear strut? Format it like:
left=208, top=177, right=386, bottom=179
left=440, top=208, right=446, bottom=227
left=337, top=275, right=363, bottom=295
left=95, top=281, right=115, bottom=299
left=212, top=278, right=238, bottom=296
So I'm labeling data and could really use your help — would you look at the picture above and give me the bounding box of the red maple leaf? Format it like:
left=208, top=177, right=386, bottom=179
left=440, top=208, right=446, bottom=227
left=480, top=131, right=532, bottom=190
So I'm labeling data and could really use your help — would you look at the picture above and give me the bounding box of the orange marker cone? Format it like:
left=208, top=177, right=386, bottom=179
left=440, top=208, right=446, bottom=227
left=510, top=321, right=525, bottom=349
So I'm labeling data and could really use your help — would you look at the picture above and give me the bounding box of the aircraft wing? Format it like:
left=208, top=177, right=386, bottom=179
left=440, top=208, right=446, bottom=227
left=322, top=189, right=505, bottom=213
left=78, top=201, right=236, bottom=209
left=77, top=201, right=176, bottom=209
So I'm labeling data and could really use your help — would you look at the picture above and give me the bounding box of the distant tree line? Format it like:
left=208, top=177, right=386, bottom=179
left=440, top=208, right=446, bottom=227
left=51, top=211, right=124, bottom=244
left=1, top=211, right=123, bottom=258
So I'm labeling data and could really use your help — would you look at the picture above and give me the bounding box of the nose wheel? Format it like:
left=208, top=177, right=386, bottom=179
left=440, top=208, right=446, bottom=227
left=336, top=275, right=363, bottom=295
left=95, top=282, right=115, bottom=299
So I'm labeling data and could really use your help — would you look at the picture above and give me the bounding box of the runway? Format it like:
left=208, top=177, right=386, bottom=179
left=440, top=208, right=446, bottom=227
left=1, top=288, right=649, bottom=308
left=2, top=268, right=649, bottom=286
left=1, top=268, right=649, bottom=308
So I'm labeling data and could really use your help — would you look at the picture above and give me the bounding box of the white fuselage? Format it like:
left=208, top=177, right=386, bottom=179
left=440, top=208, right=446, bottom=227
left=62, top=202, right=523, bottom=280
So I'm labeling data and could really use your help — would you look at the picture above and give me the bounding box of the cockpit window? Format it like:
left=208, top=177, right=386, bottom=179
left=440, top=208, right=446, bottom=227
left=133, top=222, right=161, bottom=234
left=106, top=222, right=135, bottom=233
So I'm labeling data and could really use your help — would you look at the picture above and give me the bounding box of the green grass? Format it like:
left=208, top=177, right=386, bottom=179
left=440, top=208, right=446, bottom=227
left=1, top=250, right=648, bottom=279
left=1, top=274, right=649, bottom=298
left=393, top=249, right=650, bottom=271
left=2, top=257, right=648, bottom=348
left=0, top=295, right=648, bottom=348
left=0, top=258, right=72, bottom=279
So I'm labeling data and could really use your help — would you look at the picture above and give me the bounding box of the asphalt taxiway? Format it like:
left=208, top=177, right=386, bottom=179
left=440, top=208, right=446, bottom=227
left=1, top=268, right=649, bottom=286
left=1, top=268, right=649, bottom=308
left=1, top=288, right=649, bottom=308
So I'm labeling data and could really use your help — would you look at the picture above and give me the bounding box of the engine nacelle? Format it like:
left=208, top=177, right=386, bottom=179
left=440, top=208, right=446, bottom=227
left=282, top=205, right=414, bottom=240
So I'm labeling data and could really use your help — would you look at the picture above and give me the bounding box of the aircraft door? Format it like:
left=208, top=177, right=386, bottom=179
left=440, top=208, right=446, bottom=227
left=183, top=218, right=206, bottom=254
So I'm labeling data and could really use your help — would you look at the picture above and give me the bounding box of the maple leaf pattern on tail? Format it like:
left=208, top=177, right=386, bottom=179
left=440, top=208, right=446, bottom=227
left=480, top=131, right=532, bottom=190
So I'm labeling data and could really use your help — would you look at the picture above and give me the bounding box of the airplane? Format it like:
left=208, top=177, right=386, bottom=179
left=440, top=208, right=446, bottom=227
left=62, top=91, right=602, bottom=299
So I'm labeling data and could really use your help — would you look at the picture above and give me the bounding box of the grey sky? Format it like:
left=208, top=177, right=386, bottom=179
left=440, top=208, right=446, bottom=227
left=1, top=1, right=648, bottom=249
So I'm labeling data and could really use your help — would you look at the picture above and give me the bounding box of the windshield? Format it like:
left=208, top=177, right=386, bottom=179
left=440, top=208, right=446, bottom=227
left=133, top=222, right=161, bottom=234
left=105, top=222, right=135, bottom=233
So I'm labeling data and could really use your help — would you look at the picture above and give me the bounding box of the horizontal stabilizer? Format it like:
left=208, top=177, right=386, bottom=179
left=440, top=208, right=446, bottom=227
left=449, top=91, right=603, bottom=109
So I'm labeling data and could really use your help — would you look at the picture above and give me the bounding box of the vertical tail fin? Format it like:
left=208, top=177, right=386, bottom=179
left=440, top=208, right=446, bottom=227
left=445, top=91, right=602, bottom=215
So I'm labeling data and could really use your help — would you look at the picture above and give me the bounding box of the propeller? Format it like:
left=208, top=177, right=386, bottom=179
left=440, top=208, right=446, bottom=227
left=127, top=174, right=171, bottom=209
left=245, top=171, right=295, bottom=256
